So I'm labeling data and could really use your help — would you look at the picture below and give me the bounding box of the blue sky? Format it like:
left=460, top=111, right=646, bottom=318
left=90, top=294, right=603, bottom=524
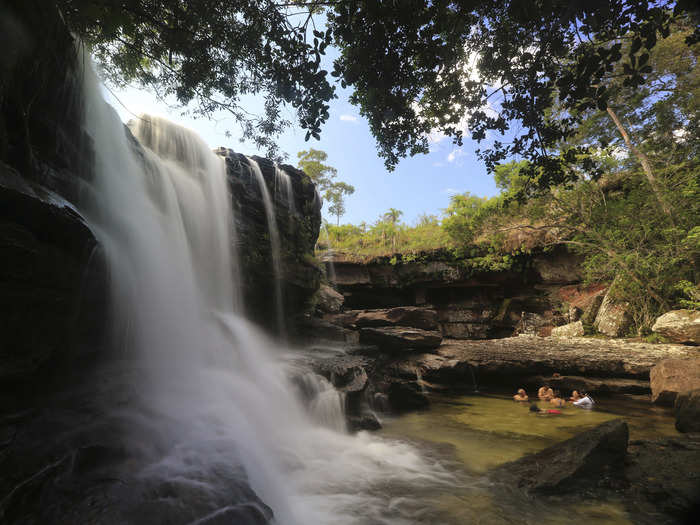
left=105, top=70, right=500, bottom=226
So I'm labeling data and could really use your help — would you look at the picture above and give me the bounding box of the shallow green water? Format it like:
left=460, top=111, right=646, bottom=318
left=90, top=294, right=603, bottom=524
left=377, top=393, right=679, bottom=524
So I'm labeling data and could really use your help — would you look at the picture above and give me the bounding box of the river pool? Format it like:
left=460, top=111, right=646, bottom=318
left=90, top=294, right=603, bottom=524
left=376, top=393, right=679, bottom=524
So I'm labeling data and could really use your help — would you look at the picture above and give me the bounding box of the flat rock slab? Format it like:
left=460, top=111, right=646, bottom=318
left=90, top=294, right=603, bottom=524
left=525, top=374, right=650, bottom=395
left=491, top=419, right=629, bottom=493
left=359, top=326, right=442, bottom=351
left=407, top=336, right=697, bottom=381
left=346, top=306, right=439, bottom=330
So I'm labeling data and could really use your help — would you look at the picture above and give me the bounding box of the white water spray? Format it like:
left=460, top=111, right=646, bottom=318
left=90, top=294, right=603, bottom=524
left=274, top=165, right=296, bottom=215
left=79, top=58, right=453, bottom=524
left=246, top=157, right=285, bottom=335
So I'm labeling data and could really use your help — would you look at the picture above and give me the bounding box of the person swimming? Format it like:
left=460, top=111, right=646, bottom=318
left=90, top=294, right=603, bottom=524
left=513, top=388, right=529, bottom=402
left=529, top=403, right=562, bottom=415
left=538, top=385, right=554, bottom=401
left=572, top=391, right=595, bottom=408
left=549, top=390, right=566, bottom=408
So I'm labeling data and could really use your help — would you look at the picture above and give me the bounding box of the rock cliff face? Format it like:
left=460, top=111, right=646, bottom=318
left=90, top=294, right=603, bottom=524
left=324, top=247, right=601, bottom=340
left=216, top=149, right=321, bottom=327
left=0, top=3, right=321, bottom=522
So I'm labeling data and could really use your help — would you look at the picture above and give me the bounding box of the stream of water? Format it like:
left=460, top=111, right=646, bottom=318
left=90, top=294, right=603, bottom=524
left=75, top=52, right=684, bottom=525
left=79, top=58, right=454, bottom=524
left=379, top=393, right=680, bottom=524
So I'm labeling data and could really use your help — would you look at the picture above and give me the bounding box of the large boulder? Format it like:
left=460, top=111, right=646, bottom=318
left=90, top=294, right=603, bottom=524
left=551, top=320, right=584, bottom=337
left=491, top=419, right=629, bottom=493
left=625, top=436, right=700, bottom=522
left=351, top=306, right=439, bottom=330
left=674, top=389, right=700, bottom=433
left=359, top=326, right=442, bottom=351
left=316, top=284, right=344, bottom=314
left=594, top=290, right=632, bottom=337
left=650, top=358, right=700, bottom=404
left=652, top=309, right=700, bottom=345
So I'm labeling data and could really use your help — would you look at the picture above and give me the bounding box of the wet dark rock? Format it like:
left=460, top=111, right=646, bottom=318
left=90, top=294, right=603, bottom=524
left=650, top=358, right=700, bottom=405
left=359, top=326, right=442, bottom=351
left=294, top=315, right=359, bottom=344
left=313, top=355, right=369, bottom=393
left=346, top=412, right=382, bottom=432
left=624, top=435, right=700, bottom=523
left=674, top=389, right=700, bottom=433
left=215, top=150, right=321, bottom=330
left=491, top=419, right=629, bottom=493
left=387, top=381, right=430, bottom=412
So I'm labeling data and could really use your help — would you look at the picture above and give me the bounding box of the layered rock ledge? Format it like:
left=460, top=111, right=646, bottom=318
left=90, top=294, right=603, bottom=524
left=407, top=336, right=697, bottom=382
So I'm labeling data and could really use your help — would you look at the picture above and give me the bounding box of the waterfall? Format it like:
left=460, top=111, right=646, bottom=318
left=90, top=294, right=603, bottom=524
left=274, top=165, right=296, bottom=214
left=78, top=56, right=452, bottom=524
left=246, top=157, right=285, bottom=335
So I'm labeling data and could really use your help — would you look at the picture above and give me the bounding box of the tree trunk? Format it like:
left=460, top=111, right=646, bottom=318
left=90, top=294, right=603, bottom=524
left=606, top=107, right=673, bottom=220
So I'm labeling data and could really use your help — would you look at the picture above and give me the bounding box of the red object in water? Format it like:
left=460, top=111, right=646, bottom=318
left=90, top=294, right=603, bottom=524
left=546, top=409, right=562, bottom=414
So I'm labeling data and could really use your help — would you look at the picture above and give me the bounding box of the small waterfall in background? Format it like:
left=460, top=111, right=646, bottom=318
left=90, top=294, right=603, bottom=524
left=274, top=165, right=296, bottom=215
left=78, top=56, right=452, bottom=524
left=246, top=156, right=285, bottom=336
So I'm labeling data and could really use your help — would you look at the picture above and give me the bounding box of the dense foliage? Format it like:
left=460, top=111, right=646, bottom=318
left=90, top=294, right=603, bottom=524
left=57, top=0, right=336, bottom=158
left=321, top=22, right=700, bottom=333
left=329, top=0, right=698, bottom=180
left=57, top=0, right=698, bottom=174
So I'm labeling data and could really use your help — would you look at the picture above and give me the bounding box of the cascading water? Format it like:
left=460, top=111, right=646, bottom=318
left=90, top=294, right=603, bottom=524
left=274, top=165, right=296, bottom=215
left=246, top=157, right=285, bottom=335
left=78, top=57, right=453, bottom=524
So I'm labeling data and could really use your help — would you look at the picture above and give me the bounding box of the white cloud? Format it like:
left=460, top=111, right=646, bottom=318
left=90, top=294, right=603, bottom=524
left=447, top=148, right=466, bottom=163
left=339, top=114, right=358, bottom=122
left=442, top=188, right=462, bottom=196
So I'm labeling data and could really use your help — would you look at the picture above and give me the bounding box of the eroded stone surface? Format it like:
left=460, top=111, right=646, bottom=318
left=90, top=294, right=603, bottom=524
left=594, top=291, right=632, bottom=337
left=316, top=284, right=344, bottom=314
left=551, top=320, right=584, bottom=337
left=409, top=337, right=696, bottom=382
left=674, top=389, right=700, bottom=433
left=652, top=309, right=700, bottom=345
left=650, top=358, right=700, bottom=404
left=359, top=326, right=443, bottom=351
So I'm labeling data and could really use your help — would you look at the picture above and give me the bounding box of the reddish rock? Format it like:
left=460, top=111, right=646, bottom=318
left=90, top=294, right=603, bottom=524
left=650, top=359, right=700, bottom=404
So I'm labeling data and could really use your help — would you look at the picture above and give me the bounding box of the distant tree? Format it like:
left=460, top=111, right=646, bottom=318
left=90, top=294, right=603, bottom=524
left=297, top=149, right=338, bottom=190
left=325, top=181, right=355, bottom=225
left=383, top=208, right=403, bottom=225
left=297, top=149, right=356, bottom=224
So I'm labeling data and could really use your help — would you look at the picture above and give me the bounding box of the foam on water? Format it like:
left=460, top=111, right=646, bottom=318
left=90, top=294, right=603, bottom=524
left=78, top=56, right=453, bottom=524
